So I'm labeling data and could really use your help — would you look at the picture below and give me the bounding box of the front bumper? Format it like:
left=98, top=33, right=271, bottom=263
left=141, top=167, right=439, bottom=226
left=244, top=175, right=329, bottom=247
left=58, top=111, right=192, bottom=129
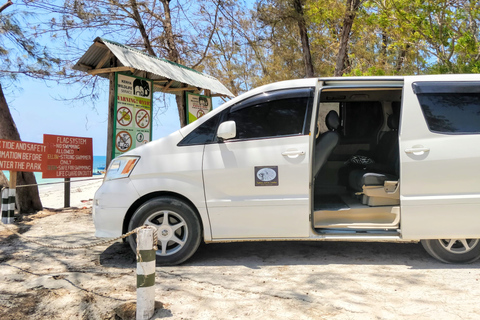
left=93, top=178, right=141, bottom=238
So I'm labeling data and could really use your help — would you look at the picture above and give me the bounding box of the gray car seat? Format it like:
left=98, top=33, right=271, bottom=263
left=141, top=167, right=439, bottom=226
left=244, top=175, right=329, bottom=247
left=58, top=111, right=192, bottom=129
left=348, top=113, right=400, bottom=206
left=314, top=110, right=340, bottom=178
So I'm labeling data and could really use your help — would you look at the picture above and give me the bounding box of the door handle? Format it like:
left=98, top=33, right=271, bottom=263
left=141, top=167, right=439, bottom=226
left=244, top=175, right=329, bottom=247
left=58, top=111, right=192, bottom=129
left=282, top=150, right=305, bottom=157
left=405, top=147, right=430, bottom=155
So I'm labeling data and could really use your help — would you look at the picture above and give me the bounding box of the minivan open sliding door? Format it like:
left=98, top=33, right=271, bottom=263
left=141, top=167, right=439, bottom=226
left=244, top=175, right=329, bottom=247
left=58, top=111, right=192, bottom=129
left=400, top=76, right=480, bottom=239
left=203, top=87, right=315, bottom=239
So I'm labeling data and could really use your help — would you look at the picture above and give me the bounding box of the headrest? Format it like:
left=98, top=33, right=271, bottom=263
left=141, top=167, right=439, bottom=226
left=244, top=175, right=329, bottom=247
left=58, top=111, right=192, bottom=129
left=326, top=110, right=340, bottom=131
left=387, top=114, right=399, bottom=130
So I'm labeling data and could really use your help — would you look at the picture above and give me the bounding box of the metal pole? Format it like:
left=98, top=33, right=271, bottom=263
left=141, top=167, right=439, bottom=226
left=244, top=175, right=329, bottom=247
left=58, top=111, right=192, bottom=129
left=64, top=178, right=70, bottom=208
left=136, top=228, right=156, bottom=320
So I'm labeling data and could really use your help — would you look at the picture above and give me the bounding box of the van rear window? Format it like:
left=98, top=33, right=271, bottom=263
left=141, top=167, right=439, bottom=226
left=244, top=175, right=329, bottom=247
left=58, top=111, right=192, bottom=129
left=416, top=93, right=480, bottom=134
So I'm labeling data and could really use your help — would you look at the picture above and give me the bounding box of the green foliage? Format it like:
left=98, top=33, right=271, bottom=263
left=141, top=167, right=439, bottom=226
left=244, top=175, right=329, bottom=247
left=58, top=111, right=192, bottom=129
left=0, top=11, right=61, bottom=82
left=2, top=0, right=480, bottom=99
left=254, top=0, right=480, bottom=80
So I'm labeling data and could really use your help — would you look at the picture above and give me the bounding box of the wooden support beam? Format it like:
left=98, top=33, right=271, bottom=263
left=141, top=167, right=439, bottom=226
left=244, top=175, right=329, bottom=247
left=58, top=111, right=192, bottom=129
left=94, top=41, right=108, bottom=50
left=153, top=80, right=176, bottom=93
left=162, top=80, right=174, bottom=92
left=96, top=52, right=113, bottom=69
left=88, top=66, right=135, bottom=75
left=78, top=63, right=93, bottom=70
left=166, top=86, right=198, bottom=92
left=210, top=93, right=230, bottom=97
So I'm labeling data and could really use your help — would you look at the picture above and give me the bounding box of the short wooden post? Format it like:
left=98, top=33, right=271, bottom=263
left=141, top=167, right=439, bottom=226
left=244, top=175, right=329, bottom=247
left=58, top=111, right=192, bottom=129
left=136, top=228, right=156, bottom=320
left=2, top=170, right=17, bottom=224
left=1, top=187, right=10, bottom=224
left=64, top=178, right=71, bottom=208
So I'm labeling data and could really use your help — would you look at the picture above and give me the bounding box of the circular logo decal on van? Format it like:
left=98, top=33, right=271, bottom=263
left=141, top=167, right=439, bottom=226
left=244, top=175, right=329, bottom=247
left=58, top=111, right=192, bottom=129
left=256, top=168, right=277, bottom=182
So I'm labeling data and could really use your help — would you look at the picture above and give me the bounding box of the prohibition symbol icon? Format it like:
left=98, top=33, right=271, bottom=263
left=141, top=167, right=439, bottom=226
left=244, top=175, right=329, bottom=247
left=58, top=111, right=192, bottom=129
left=117, top=107, right=132, bottom=126
left=136, top=109, right=150, bottom=128
left=115, top=131, right=132, bottom=152
left=196, top=109, right=206, bottom=119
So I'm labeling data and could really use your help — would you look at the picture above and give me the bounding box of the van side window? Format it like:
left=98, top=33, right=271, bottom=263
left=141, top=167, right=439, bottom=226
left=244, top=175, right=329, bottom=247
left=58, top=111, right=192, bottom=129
left=413, top=82, right=480, bottom=134
left=178, top=112, right=223, bottom=146
left=227, top=89, right=313, bottom=140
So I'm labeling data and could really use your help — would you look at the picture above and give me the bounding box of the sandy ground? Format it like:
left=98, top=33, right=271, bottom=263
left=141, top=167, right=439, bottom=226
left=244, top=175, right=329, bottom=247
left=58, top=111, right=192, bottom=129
left=37, top=177, right=104, bottom=209
left=1, top=184, right=480, bottom=319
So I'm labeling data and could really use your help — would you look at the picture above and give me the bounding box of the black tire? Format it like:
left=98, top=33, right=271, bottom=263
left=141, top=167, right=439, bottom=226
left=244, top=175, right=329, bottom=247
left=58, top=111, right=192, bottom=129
left=128, top=197, right=202, bottom=266
left=421, top=239, right=480, bottom=264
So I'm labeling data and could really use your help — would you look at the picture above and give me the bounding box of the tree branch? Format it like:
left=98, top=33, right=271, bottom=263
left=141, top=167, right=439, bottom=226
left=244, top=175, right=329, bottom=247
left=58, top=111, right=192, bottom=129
left=0, top=0, right=13, bottom=13
left=191, top=0, right=220, bottom=69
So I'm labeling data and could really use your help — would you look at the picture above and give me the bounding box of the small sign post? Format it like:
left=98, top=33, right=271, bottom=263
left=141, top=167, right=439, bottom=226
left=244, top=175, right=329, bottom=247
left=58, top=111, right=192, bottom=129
left=186, top=92, right=212, bottom=124
left=113, top=73, right=153, bottom=160
left=43, top=134, right=93, bottom=208
left=0, top=139, right=46, bottom=223
left=0, top=136, right=94, bottom=214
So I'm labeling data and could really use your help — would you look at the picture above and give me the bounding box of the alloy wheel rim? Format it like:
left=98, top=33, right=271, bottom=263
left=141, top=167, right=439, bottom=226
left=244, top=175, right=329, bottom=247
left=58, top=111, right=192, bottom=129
left=438, top=239, right=479, bottom=254
left=144, top=210, right=188, bottom=256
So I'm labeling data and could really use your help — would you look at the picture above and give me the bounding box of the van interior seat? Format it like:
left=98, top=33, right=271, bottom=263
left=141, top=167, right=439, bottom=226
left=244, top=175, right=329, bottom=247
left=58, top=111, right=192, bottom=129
left=349, top=171, right=398, bottom=191
left=314, top=110, right=340, bottom=178
left=348, top=113, right=399, bottom=191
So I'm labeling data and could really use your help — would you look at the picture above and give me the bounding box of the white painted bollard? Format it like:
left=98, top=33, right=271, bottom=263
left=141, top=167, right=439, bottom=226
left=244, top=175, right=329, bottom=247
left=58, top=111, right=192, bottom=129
left=1, top=188, right=15, bottom=224
left=136, top=228, right=156, bottom=320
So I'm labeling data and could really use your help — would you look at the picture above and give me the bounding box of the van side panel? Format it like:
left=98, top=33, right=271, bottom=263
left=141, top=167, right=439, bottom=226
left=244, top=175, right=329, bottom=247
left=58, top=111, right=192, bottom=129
left=400, top=76, right=480, bottom=239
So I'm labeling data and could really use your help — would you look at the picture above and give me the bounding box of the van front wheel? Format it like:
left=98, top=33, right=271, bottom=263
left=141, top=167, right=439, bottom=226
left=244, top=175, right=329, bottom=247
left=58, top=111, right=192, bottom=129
left=128, top=197, right=202, bottom=266
left=421, top=239, right=480, bottom=263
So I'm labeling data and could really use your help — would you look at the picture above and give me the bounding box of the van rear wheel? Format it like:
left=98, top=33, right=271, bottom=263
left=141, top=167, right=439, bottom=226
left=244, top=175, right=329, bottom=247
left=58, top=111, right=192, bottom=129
left=421, top=239, right=480, bottom=263
left=128, top=197, right=202, bottom=266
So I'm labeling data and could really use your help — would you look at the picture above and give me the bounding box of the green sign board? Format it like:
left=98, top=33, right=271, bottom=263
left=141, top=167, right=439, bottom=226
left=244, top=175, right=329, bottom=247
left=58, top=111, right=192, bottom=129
left=113, top=73, right=153, bottom=159
left=186, top=92, right=212, bottom=124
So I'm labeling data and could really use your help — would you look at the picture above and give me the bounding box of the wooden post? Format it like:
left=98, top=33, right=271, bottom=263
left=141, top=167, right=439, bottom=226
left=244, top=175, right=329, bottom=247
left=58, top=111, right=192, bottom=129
left=64, top=178, right=71, bottom=208
left=106, top=72, right=116, bottom=168
left=136, top=228, right=156, bottom=320
left=2, top=170, right=17, bottom=224
left=1, top=188, right=9, bottom=223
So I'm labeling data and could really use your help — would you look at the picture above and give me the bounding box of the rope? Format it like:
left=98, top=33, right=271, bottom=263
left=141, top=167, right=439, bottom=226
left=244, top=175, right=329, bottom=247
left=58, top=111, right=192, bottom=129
left=0, top=219, right=158, bottom=250
left=12, top=177, right=104, bottom=189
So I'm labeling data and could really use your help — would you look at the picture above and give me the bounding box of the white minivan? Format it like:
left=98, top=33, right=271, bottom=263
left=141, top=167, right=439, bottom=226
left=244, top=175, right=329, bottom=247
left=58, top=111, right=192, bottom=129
left=93, top=75, right=480, bottom=265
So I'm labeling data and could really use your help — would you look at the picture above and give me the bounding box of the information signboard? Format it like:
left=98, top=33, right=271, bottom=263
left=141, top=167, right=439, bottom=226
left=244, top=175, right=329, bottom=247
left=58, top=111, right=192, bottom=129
left=42, top=134, right=93, bottom=178
left=0, top=139, right=46, bottom=172
left=186, top=92, right=212, bottom=124
left=113, top=73, right=153, bottom=159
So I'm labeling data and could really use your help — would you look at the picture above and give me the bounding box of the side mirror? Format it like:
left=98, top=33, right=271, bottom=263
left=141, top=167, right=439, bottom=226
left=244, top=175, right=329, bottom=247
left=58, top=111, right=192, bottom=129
left=217, top=121, right=236, bottom=141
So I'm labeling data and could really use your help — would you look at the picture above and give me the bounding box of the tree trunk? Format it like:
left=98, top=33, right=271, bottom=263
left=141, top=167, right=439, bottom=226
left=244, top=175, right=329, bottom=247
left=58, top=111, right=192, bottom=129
left=175, top=93, right=187, bottom=128
left=293, top=0, right=315, bottom=77
left=0, top=171, right=8, bottom=189
left=0, top=84, right=43, bottom=213
left=395, top=44, right=410, bottom=73
left=334, top=0, right=363, bottom=76
left=130, top=0, right=157, bottom=57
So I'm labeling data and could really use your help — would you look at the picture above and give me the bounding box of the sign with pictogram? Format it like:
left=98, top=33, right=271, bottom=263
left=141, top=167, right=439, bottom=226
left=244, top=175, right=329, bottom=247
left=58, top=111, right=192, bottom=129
left=135, top=109, right=150, bottom=128
left=113, top=73, right=153, bottom=158
left=117, top=107, right=133, bottom=126
left=186, top=92, right=212, bottom=124
left=42, top=134, right=93, bottom=178
left=0, top=139, right=46, bottom=172
left=115, top=131, right=132, bottom=152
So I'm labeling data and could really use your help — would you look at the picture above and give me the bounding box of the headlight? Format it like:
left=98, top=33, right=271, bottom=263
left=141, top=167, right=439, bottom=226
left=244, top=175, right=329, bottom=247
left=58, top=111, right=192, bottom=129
left=105, top=156, right=140, bottom=181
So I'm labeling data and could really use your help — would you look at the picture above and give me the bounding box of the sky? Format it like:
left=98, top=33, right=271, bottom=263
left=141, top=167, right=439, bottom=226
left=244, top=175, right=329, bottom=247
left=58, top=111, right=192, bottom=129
left=4, top=1, right=232, bottom=157
left=7, top=64, right=226, bottom=156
